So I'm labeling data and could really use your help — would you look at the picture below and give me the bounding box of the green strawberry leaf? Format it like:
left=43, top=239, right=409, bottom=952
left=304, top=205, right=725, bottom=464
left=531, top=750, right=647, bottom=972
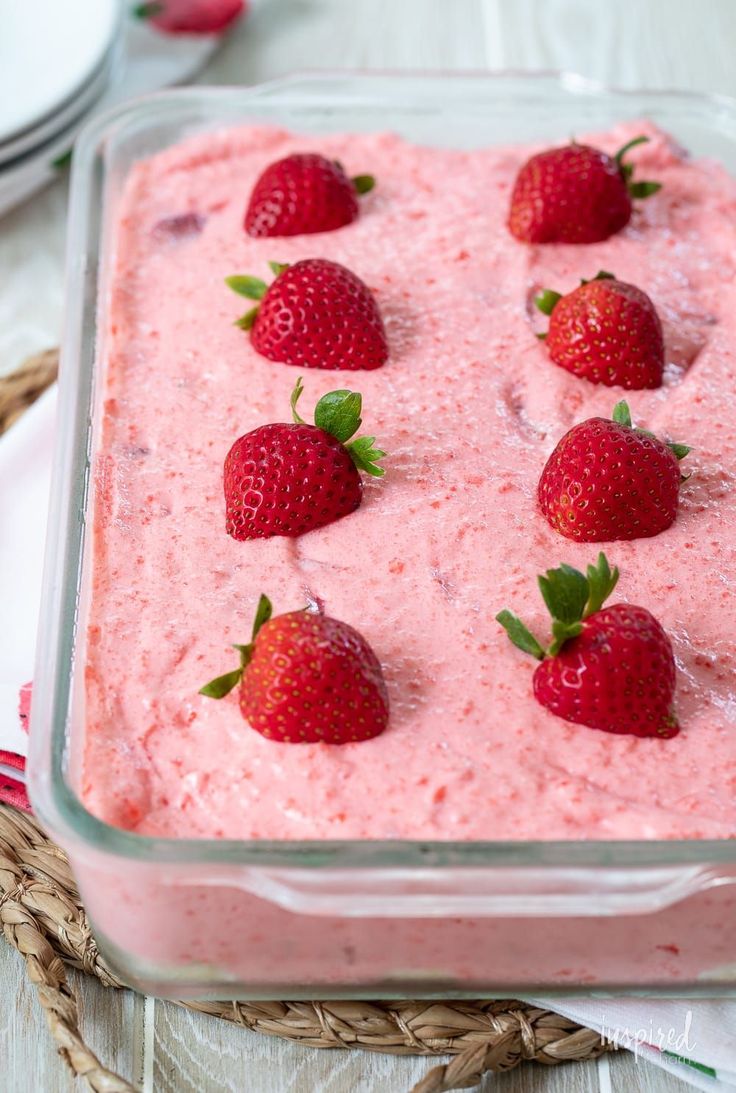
left=614, top=134, right=649, bottom=165
left=499, top=554, right=622, bottom=663
left=345, top=436, right=386, bottom=477
left=234, top=307, right=259, bottom=331
left=290, top=380, right=387, bottom=474
left=614, top=135, right=662, bottom=198
left=225, top=275, right=268, bottom=300
left=612, top=400, right=633, bottom=427
left=289, top=381, right=387, bottom=475
left=584, top=552, right=619, bottom=617
left=250, top=594, right=273, bottom=640
left=614, top=402, right=692, bottom=463
left=314, top=390, right=363, bottom=442
left=538, top=563, right=589, bottom=626
left=199, top=668, right=242, bottom=699
left=200, top=596, right=272, bottom=699
left=549, top=618, right=584, bottom=656
left=290, top=377, right=306, bottom=424
left=268, top=261, right=290, bottom=277
left=534, top=289, right=562, bottom=317
left=629, top=180, right=662, bottom=199
left=352, top=174, right=375, bottom=194
left=132, top=1, right=163, bottom=18
left=495, top=610, right=545, bottom=661
left=51, top=148, right=73, bottom=171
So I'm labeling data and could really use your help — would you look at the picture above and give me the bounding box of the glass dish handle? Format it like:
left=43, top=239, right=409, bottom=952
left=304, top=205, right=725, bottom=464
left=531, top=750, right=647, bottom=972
left=168, top=864, right=736, bottom=918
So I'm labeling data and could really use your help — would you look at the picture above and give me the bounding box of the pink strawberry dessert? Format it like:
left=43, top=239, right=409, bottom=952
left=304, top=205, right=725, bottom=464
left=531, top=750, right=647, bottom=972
left=83, top=121, right=736, bottom=842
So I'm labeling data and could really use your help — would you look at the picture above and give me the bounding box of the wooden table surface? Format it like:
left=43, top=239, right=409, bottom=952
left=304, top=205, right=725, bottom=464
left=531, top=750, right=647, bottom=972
left=3, top=1, right=736, bottom=1089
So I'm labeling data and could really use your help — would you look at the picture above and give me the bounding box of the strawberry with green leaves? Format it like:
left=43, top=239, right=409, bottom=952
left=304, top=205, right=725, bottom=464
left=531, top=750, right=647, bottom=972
left=508, top=135, right=661, bottom=244
left=535, top=271, right=665, bottom=389
left=225, top=378, right=385, bottom=541
left=539, top=401, right=691, bottom=542
left=227, top=259, right=388, bottom=371
left=200, top=595, right=389, bottom=744
left=244, top=153, right=375, bottom=237
left=497, top=554, right=679, bottom=739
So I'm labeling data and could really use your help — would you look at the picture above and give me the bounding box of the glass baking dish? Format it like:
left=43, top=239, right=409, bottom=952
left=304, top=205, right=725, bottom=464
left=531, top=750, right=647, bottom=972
left=28, top=72, right=736, bottom=999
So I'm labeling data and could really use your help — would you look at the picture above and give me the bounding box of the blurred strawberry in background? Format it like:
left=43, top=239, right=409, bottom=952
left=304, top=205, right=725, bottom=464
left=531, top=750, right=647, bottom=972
left=135, top=0, right=247, bottom=35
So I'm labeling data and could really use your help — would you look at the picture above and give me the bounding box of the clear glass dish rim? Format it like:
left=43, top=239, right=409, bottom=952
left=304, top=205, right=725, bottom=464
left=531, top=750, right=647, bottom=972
left=29, top=69, right=736, bottom=871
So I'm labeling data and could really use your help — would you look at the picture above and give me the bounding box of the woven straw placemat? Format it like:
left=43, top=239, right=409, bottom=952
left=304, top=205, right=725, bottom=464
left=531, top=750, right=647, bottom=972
left=0, top=352, right=614, bottom=1092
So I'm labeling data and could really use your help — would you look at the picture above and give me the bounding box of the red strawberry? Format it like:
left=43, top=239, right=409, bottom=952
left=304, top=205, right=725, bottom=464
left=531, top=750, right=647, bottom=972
left=245, top=153, right=375, bottom=237
left=497, top=554, right=678, bottom=738
left=200, top=595, right=389, bottom=744
left=226, top=259, right=388, bottom=370
left=508, top=135, right=661, bottom=244
left=539, top=401, right=690, bottom=542
left=224, top=378, right=385, bottom=540
left=134, top=0, right=245, bottom=34
left=535, top=271, right=665, bottom=389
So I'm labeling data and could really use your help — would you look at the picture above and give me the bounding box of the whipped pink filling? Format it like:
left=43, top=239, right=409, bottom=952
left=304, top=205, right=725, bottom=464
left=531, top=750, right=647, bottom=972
left=83, top=121, right=736, bottom=841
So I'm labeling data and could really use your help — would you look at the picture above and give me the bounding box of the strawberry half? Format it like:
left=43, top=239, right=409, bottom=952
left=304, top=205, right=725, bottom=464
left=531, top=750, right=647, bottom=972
left=535, top=270, right=665, bottom=389
left=200, top=595, right=389, bottom=744
left=497, top=554, right=678, bottom=738
left=227, top=259, right=388, bottom=370
left=508, top=135, right=661, bottom=244
left=539, top=401, right=691, bottom=542
left=224, top=377, right=385, bottom=540
left=244, top=153, right=375, bottom=237
left=134, top=0, right=245, bottom=34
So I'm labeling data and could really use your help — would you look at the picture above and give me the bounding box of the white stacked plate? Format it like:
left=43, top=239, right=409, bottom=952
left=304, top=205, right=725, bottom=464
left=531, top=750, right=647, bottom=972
left=0, top=0, right=235, bottom=218
left=0, top=0, right=120, bottom=214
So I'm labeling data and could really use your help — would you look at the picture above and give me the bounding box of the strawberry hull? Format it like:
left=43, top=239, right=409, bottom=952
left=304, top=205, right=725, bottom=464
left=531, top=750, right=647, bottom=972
left=537, top=414, right=683, bottom=541
left=508, top=143, right=633, bottom=244
left=224, top=423, right=363, bottom=539
left=532, top=604, right=679, bottom=739
left=249, top=259, right=388, bottom=370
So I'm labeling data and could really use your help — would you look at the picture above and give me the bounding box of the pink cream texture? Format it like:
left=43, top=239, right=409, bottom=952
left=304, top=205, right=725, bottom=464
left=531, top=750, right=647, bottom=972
left=84, top=122, right=736, bottom=842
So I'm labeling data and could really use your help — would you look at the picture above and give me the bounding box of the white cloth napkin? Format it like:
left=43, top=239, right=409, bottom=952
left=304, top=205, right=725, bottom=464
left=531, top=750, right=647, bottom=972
left=2, top=387, right=735, bottom=1089
left=530, top=996, right=735, bottom=1089
left=0, top=384, right=55, bottom=758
